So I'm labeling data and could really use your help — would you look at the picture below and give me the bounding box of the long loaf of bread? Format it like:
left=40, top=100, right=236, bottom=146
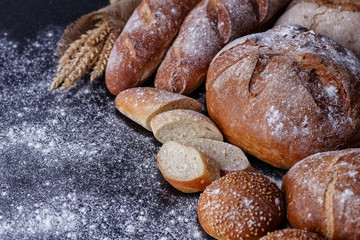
left=154, top=0, right=290, bottom=95
left=105, top=0, right=201, bottom=95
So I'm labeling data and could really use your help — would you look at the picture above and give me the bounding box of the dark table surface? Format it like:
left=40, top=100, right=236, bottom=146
left=0, top=1, right=286, bottom=239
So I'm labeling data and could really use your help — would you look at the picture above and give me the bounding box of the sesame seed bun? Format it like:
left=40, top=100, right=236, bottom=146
left=197, top=171, right=285, bottom=240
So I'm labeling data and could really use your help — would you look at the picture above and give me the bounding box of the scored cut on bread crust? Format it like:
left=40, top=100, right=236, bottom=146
left=154, top=0, right=290, bottom=95
left=150, top=109, right=223, bottom=143
left=282, top=148, right=360, bottom=240
left=206, top=24, right=360, bottom=169
left=105, top=0, right=201, bottom=95
left=259, top=229, right=324, bottom=240
left=115, top=87, right=202, bottom=131
left=157, top=141, right=220, bottom=193
left=177, top=138, right=253, bottom=175
left=198, top=171, right=285, bottom=240
left=275, top=0, right=360, bottom=58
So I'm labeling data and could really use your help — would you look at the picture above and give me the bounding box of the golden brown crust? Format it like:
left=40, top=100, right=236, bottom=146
left=105, top=0, right=200, bottom=95
left=198, top=171, right=285, bottom=240
left=282, top=148, right=360, bottom=240
left=206, top=25, right=360, bottom=169
left=154, top=0, right=290, bottom=95
left=259, top=229, right=324, bottom=240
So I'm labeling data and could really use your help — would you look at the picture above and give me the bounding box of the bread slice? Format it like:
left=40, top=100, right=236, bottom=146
left=115, top=87, right=202, bottom=131
left=177, top=138, right=253, bottom=176
left=150, top=109, right=223, bottom=143
left=157, top=141, right=220, bottom=193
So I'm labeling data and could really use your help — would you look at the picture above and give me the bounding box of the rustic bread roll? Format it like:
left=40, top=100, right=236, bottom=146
left=157, top=141, right=220, bottom=193
left=282, top=148, right=360, bottom=240
left=259, top=229, right=324, bottom=240
left=198, top=171, right=285, bottom=240
left=206, top=24, right=360, bottom=169
left=150, top=109, right=223, bottom=143
left=177, top=138, right=253, bottom=175
left=275, top=0, right=360, bottom=58
left=105, top=0, right=200, bottom=95
left=114, top=87, right=202, bottom=131
left=154, top=0, right=290, bottom=95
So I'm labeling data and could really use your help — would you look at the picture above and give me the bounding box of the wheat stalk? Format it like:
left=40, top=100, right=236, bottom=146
left=90, top=30, right=116, bottom=82
left=51, top=20, right=111, bottom=90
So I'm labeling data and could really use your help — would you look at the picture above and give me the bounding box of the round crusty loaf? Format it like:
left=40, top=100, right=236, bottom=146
left=177, top=138, right=253, bottom=175
left=275, top=0, right=360, bottom=58
left=259, top=229, right=324, bottom=240
left=206, top=24, right=360, bottom=169
left=282, top=148, right=360, bottom=240
left=198, top=171, right=285, bottom=240
left=157, top=141, right=220, bottom=193
left=150, top=109, right=223, bottom=143
left=115, top=87, right=202, bottom=131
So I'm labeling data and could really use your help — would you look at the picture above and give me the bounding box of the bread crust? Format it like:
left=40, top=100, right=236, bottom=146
left=154, top=0, right=290, bottom=95
left=282, top=148, right=360, bottom=240
left=198, top=171, right=285, bottom=240
left=259, top=229, right=324, bottom=240
left=114, top=87, right=202, bottom=130
left=276, top=0, right=360, bottom=57
left=105, top=0, right=200, bottom=95
left=206, top=25, right=360, bottom=169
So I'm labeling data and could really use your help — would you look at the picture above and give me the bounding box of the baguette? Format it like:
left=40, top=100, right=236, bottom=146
left=150, top=109, right=223, bottom=143
left=154, top=0, right=290, bottom=95
left=177, top=138, right=253, bottom=176
left=115, top=87, right=202, bottom=131
left=105, top=0, right=201, bottom=95
left=157, top=141, right=220, bottom=193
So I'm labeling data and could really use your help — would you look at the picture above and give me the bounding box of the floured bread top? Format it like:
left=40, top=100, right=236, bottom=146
left=292, top=0, right=360, bottom=10
left=283, top=148, right=360, bottom=239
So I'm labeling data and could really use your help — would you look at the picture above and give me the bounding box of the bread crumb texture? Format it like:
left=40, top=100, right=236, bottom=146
left=198, top=171, right=285, bottom=240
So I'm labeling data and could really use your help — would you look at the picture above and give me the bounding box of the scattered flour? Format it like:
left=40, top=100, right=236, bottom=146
left=0, top=27, right=209, bottom=239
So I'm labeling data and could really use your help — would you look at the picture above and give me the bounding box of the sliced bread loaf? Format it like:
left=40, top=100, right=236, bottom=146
left=115, top=87, right=202, bottom=131
left=177, top=138, right=253, bottom=176
left=157, top=141, right=220, bottom=193
left=150, top=109, right=223, bottom=143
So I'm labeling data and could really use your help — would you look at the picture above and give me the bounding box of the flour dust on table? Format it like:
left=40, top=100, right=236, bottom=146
left=0, top=26, right=209, bottom=239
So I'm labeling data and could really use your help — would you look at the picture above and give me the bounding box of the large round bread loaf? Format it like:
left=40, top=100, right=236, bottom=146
left=282, top=148, right=360, bottom=240
left=206, top=24, right=360, bottom=169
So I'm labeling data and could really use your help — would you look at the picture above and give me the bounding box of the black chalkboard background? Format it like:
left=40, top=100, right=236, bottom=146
left=0, top=1, right=286, bottom=239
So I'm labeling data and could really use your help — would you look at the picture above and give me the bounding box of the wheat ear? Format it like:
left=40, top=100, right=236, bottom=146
left=51, top=21, right=110, bottom=90
left=90, top=30, right=116, bottom=82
